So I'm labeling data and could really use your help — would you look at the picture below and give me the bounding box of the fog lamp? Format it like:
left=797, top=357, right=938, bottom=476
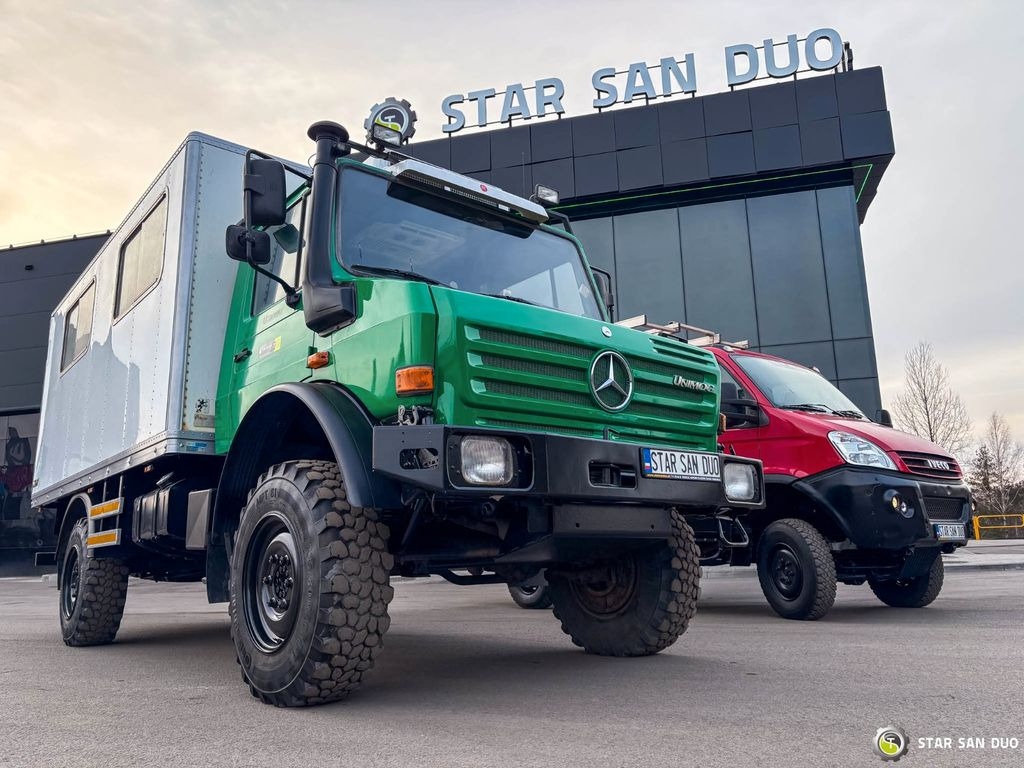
left=884, top=489, right=909, bottom=516
left=460, top=436, right=514, bottom=486
left=723, top=462, right=756, bottom=502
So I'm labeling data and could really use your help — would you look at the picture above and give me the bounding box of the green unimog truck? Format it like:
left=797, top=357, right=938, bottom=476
left=32, top=105, right=763, bottom=706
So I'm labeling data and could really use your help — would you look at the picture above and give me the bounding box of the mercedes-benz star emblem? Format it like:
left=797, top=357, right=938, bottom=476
left=589, top=350, right=634, bottom=412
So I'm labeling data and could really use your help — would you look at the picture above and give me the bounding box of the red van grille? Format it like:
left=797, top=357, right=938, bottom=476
left=897, top=452, right=962, bottom=481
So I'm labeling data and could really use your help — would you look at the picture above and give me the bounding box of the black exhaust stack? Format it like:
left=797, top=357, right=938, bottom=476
left=303, top=121, right=358, bottom=334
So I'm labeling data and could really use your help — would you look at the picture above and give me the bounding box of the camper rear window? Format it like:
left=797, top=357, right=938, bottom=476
left=115, top=195, right=167, bottom=318
left=60, top=281, right=96, bottom=372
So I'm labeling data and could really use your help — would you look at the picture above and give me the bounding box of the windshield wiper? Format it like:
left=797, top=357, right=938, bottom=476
left=834, top=409, right=865, bottom=419
left=781, top=403, right=834, bottom=414
left=480, top=292, right=542, bottom=307
left=349, top=263, right=441, bottom=286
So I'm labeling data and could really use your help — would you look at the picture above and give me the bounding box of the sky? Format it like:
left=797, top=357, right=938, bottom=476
left=1, top=0, right=1022, bottom=441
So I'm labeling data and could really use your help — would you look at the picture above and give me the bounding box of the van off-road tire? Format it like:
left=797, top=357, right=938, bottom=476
left=546, top=511, right=700, bottom=656
left=869, top=555, right=944, bottom=608
left=508, top=584, right=552, bottom=609
left=757, top=518, right=837, bottom=621
left=59, top=518, right=129, bottom=646
left=229, top=460, right=394, bottom=707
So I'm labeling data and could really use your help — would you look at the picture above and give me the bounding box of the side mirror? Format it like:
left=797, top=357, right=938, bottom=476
left=591, top=267, right=615, bottom=320
left=876, top=408, right=894, bottom=428
left=246, top=158, right=287, bottom=227
left=225, top=225, right=272, bottom=266
left=721, top=397, right=761, bottom=429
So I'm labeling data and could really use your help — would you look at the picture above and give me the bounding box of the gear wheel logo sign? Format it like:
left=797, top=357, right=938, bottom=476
left=874, top=726, right=909, bottom=762
left=364, top=97, right=417, bottom=147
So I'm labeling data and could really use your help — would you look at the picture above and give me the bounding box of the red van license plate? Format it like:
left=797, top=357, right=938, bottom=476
left=934, top=524, right=965, bottom=541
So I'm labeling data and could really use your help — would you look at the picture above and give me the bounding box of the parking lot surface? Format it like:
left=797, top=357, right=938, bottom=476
left=1, top=569, right=1021, bottom=768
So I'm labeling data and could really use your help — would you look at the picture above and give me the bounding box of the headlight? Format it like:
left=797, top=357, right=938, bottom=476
left=723, top=462, right=757, bottom=502
left=828, top=431, right=896, bottom=470
left=460, top=436, right=514, bottom=485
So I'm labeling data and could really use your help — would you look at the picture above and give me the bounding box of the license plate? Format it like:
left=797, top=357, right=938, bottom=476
left=641, top=448, right=720, bottom=481
left=934, top=523, right=965, bottom=541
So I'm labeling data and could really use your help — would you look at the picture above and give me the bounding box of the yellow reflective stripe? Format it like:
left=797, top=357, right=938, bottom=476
left=90, top=500, right=121, bottom=518
left=87, top=531, right=119, bottom=546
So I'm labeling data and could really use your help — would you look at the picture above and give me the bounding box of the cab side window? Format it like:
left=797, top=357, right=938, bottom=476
left=60, top=282, right=96, bottom=372
left=252, top=197, right=305, bottom=315
left=115, top=195, right=167, bottom=318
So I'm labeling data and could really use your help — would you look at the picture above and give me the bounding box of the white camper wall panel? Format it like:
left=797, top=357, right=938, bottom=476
left=33, top=134, right=248, bottom=506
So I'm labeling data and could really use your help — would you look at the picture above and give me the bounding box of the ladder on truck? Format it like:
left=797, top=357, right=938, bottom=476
left=615, top=315, right=750, bottom=349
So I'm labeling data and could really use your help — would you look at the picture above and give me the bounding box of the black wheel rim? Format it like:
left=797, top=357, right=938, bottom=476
left=60, top=547, right=80, bottom=620
left=517, top=586, right=539, bottom=596
left=770, top=545, right=803, bottom=599
left=242, top=511, right=301, bottom=654
left=570, top=556, right=638, bottom=618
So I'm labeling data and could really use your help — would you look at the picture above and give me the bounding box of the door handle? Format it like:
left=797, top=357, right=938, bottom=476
left=233, top=347, right=251, bottom=363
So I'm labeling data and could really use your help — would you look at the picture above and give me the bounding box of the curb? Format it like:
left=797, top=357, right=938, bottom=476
left=701, top=560, right=1024, bottom=579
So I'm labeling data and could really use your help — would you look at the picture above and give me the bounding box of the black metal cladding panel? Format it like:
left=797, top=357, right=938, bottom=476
left=490, top=165, right=533, bottom=198
left=749, top=82, right=798, bottom=129
left=703, top=90, right=752, bottom=135
left=707, top=132, right=755, bottom=177
left=661, top=138, right=709, bottom=185
left=841, top=111, right=895, bottom=159
left=800, top=117, right=844, bottom=165
left=531, top=119, right=573, bottom=162
left=571, top=112, right=616, bottom=156
left=573, top=152, right=618, bottom=196
left=614, top=106, right=660, bottom=149
left=658, top=98, right=705, bottom=142
left=753, top=125, right=802, bottom=172
left=407, top=138, right=451, bottom=168
left=617, top=145, right=663, bottom=190
left=834, top=338, right=877, bottom=380
left=532, top=158, right=574, bottom=199
left=450, top=132, right=490, bottom=172
left=836, top=67, right=887, bottom=114
left=795, top=75, right=839, bottom=122
left=490, top=125, right=532, bottom=168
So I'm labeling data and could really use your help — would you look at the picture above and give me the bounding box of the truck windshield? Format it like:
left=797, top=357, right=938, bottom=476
left=733, top=355, right=865, bottom=417
left=336, top=167, right=602, bottom=319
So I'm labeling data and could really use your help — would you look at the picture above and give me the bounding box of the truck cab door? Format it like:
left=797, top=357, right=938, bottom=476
left=718, top=364, right=762, bottom=460
left=226, top=195, right=313, bottom=421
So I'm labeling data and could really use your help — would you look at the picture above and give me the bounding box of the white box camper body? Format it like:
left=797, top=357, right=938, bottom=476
left=32, top=134, right=250, bottom=507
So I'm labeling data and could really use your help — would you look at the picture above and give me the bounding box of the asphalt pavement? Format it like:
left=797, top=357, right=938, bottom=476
left=1, top=569, right=1022, bottom=768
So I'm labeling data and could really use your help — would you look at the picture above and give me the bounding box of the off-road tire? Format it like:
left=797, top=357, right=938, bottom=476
left=869, top=555, right=944, bottom=608
left=229, top=460, right=394, bottom=707
left=547, top=511, right=700, bottom=656
left=757, top=518, right=837, bottom=621
left=508, top=584, right=552, bottom=609
left=59, top=518, right=129, bottom=646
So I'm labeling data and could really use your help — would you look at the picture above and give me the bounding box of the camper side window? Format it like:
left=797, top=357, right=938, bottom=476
left=252, top=197, right=305, bottom=315
left=115, top=195, right=167, bottom=319
left=60, top=282, right=96, bottom=372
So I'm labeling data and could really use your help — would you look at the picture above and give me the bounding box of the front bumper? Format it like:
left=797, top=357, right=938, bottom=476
left=372, top=425, right=763, bottom=511
left=793, top=466, right=971, bottom=550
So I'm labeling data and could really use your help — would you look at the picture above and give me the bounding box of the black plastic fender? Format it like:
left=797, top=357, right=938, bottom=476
left=205, top=381, right=401, bottom=602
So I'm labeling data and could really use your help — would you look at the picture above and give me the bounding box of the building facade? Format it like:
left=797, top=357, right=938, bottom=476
left=406, top=66, right=894, bottom=416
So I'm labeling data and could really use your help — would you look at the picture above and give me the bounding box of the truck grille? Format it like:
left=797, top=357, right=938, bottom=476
left=465, top=326, right=718, bottom=449
left=923, top=496, right=966, bottom=521
left=897, top=452, right=962, bottom=481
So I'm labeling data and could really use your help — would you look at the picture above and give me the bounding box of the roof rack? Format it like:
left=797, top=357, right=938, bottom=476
left=615, top=314, right=750, bottom=348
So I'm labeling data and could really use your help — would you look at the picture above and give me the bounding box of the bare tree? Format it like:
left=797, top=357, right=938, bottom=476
left=891, top=342, right=972, bottom=456
left=970, top=413, right=1023, bottom=517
